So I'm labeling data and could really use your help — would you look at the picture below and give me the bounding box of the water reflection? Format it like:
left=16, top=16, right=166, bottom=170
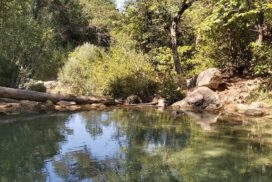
left=0, top=108, right=272, bottom=181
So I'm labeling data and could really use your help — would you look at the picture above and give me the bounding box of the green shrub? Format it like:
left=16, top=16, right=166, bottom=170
left=159, top=74, right=186, bottom=104
left=108, top=71, right=158, bottom=101
left=90, top=39, right=159, bottom=99
left=59, top=36, right=159, bottom=99
left=58, top=43, right=105, bottom=95
left=21, top=80, right=47, bottom=92
left=149, top=46, right=195, bottom=77
left=250, top=43, right=272, bottom=76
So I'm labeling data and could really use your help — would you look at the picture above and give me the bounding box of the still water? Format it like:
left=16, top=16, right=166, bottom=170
left=0, top=108, right=272, bottom=182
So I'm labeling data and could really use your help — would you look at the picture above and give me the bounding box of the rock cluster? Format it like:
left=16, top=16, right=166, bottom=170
left=172, top=68, right=222, bottom=113
left=0, top=99, right=107, bottom=115
left=172, top=87, right=221, bottom=112
left=172, top=68, right=269, bottom=118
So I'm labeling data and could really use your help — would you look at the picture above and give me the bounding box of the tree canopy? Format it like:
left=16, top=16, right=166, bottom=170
left=0, top=0, right=272, bottom=98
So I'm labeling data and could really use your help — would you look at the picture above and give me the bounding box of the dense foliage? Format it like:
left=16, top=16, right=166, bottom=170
left=0, top=0, right=114, bottom=87
left=1, top=0, right=272, bottom=99
left=59, top=34, right=158, bottom=100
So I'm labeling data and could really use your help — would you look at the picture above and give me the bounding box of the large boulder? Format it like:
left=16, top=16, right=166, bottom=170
left=172, top=87, right=221, bottom=112
left=196, top=68, right=222, bottom=90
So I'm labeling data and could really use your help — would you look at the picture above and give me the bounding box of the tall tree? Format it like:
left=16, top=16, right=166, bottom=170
left=123, top=0, right=197, bottom=74
left=170, top=0, right=197, bottom=74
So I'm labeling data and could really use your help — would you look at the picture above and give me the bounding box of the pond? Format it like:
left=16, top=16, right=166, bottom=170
left=0, top=108, right=272, bottom=182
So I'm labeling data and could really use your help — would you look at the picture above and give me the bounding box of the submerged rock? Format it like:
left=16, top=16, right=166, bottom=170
left=196, top=68, right=222, bottom=90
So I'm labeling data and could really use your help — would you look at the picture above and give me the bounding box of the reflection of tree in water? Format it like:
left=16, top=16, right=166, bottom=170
left=71, top=108, right=195, bottom=181
left=0, top=114, right=69, bottom=182
left=75, top=108, right=272, bottom=181
left=81, top=111, right=103, bottom=138
left=108, top=108, right=193, bottom=150
left=3, top=108, right=271, bottom=181
left=53, top=146, right=105, bottom=182
left=167, top=118, right=272, bottom=182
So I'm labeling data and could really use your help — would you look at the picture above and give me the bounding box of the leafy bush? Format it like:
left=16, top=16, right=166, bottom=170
left=149, top=46, right=195, bottom=76
left=159, top=75, right=186, bottom=104
left=250, top=43, right=272, bottom=76
left=59, top=36, right=159, bottom=99
left=108, top=71, right=158, bottom=101
left=21, top=80, right=47, bottom=92
left=59, top=43, right=105, bottom=95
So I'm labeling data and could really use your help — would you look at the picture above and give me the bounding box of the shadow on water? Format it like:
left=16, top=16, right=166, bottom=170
left=0, top=108, right=272, bottom=181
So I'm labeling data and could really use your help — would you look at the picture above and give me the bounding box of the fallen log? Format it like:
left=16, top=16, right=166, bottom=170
left=0, top=86, right=117, bottom=105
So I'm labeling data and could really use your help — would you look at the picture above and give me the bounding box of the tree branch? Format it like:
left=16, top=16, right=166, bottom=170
left=174, top=0, right=196, bottom=21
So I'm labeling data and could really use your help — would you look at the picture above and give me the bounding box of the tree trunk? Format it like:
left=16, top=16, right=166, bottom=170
left=169, top=0, right=195, bottom=74
left=170, top=20, right=182, bottom=74
left=256, top=10, right=264, bottom=45
left=0, top=87, right=116, bottom=105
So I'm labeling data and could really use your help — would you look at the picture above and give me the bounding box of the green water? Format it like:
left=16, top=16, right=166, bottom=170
left=0, top=108, right=272, bottom=182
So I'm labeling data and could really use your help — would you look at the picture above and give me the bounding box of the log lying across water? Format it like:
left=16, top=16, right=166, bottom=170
left=0, top=86, right=117, bottom=105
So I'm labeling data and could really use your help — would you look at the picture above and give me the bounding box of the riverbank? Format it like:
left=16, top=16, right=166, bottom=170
left=0, top=100, right=111, bottom=115
left=172, top=68, right=272, bottom=119
left=1, top=68, right=272, bottom=121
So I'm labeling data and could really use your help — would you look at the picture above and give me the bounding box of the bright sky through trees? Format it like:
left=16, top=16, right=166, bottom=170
left=116, top=0, right=125, bottom=9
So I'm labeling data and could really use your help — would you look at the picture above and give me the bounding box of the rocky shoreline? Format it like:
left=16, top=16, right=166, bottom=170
left=0, top=99, right=111, bottom=115
left=1, top=68, right=272, bottom=120
left=171, top=68, right=272, bottom=119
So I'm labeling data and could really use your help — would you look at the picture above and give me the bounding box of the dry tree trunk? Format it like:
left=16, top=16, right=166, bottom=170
left=0, top=86, right=116, bottom=105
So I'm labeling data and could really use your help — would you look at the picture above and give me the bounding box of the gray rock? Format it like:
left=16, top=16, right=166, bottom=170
left=196, top=68, right=222, bottom=90
left=19, top=100, right=42, bottom=113
left=244, top=109, right=265, bottom=117
left=124, top=95, right=142, bottom=105
left=172, top=87, right=221, bottom=112
left=57, top=101, right=77, bottom=107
